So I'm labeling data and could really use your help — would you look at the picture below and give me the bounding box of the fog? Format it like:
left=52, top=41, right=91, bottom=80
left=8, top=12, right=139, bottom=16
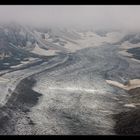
left=0, top=5, right=140, bottom=31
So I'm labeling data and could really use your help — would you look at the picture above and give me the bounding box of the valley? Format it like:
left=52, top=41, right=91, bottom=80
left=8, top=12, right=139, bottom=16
left=0, top=24, right=140, bottom=135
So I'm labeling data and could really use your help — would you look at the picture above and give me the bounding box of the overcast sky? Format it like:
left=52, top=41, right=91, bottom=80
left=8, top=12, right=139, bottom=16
left=0, top=5, right=140, bottom=30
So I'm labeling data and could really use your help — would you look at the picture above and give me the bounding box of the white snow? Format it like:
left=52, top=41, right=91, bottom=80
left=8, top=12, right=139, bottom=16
left=124, top=104, right=136, bottom=108
left=131, top=58, right=140, bottom=63
left=47, top=87, right=98, bottom=93
left=31, top=43, right=59, bottom=56
left=0, top=77, right=9, bottom=82
left=106, top=79, right=140, bottom=90
left=10, top=63, right=24, bottom=68
left=10, top=61, right=30, bottom=68
left=118, top=50, right=133, bottom=57
left=62, top=31, right=125, bottom=52
left=28, top=57, right=38, bottom=61
left=21, top=61, right=31, bottom=64
left=120, top=41, right=140, bottom=50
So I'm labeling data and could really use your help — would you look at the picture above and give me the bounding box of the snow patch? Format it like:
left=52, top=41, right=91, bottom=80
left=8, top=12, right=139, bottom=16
left=106, top=79, right=140, bottom=90
left=31, top=43, right=59, bottom=56
left=0, top=77, right=9, bottom=82
left=124, top=104, right=136, bottom=108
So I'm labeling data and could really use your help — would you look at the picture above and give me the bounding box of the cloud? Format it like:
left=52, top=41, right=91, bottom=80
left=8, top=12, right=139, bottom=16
left=0, top=5, right=140, bottom=30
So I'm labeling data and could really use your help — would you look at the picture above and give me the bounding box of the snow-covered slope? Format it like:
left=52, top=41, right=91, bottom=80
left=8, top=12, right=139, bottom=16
left=31, top=43, right=60, bottom=56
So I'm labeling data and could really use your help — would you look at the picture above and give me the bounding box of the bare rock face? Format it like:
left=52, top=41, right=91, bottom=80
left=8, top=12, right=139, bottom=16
left=0, top=24, right=40, bottom=70
left=0, top=35, right=12, bottom=60
left=2, top=24, right=36, bottom=49
left=114, top=87, right=140, bottom=135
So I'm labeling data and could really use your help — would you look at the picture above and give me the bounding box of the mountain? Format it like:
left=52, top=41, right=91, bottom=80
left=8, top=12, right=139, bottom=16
left=0, top=24, right=45, bottom=70
left=0, top=23, right=78, bottom=70
left=116, top=33, right=140, bottom=45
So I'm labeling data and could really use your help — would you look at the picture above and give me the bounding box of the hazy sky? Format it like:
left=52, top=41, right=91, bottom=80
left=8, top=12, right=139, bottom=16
left=0, top=5, right=140, bottom=30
